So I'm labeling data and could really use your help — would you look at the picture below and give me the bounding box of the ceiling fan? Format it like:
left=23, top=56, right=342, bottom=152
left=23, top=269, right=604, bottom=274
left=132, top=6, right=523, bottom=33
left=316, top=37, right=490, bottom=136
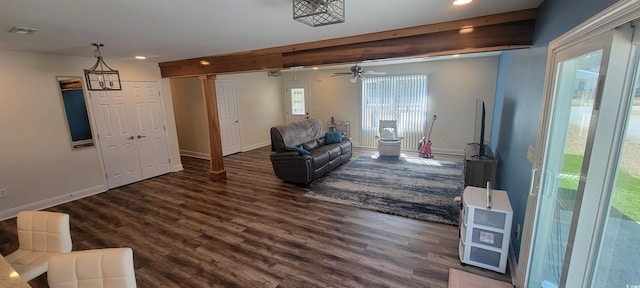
left=331, top=64, right=385, bottom=83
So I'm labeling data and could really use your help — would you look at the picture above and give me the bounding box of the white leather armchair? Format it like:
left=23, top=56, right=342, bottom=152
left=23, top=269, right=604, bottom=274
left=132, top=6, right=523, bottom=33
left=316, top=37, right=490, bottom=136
left=48, top=247, right=137, bottom=288
left=5, top=211, right=72, bottom=281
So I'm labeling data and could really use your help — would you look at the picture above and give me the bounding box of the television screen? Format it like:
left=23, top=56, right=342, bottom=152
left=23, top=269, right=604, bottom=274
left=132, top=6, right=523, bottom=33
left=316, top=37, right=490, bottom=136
left=474, top=99, right=487, bottom=158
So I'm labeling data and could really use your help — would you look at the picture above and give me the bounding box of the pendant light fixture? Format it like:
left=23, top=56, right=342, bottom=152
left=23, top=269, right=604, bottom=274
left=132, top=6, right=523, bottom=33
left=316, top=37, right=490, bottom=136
left=293, top=0, right=345, bottom=27
left=84, top=43, right=121, bottom=91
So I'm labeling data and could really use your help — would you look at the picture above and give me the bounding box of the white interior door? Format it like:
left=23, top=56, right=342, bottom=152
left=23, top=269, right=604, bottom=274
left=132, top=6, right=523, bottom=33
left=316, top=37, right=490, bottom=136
left=215, top=80, right=241, bottom=156
left=123, top=81, right=171, bottom=179
left=90, top=89, right=142, bottom=188
left=90, top=81, right=171, bottom=188
left=284, top=82, right=310, bottom=123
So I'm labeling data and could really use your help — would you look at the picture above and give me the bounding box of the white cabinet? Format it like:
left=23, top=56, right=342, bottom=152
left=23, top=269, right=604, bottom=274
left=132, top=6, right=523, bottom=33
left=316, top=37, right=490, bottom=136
left=459, top=186, right=513, bottom=273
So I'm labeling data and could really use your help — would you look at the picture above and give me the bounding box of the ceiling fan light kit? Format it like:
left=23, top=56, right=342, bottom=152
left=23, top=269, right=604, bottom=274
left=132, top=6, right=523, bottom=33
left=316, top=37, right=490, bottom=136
left=293, top=0, right=345, bottom=27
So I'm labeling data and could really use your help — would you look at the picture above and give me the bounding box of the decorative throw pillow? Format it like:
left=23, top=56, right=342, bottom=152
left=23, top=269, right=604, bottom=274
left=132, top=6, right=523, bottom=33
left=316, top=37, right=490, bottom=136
left=285, top=146, right=312, bottom=155
left=325, top=131, right=342, bottom=144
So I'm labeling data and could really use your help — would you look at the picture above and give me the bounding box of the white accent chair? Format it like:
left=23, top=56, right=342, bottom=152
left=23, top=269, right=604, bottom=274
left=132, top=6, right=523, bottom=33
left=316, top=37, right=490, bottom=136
left=377, top=120, right=402, bottom=157
left=5, top=211, right=72, bottom=281
left=48, top=248, right=137, bottom=288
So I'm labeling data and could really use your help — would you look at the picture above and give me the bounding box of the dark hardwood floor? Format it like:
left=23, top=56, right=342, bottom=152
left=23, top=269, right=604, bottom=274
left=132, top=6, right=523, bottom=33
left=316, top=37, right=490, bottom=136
left=0, top=146, right=511, bottom=287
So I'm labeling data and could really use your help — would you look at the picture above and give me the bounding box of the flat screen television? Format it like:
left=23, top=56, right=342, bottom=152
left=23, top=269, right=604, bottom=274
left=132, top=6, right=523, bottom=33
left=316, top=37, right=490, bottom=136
left=474, top=99, right=491, bottom=159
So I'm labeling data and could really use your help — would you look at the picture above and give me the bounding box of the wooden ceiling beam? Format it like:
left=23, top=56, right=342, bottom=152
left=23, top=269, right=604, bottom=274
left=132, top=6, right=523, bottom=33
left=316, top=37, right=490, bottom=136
left=281, top=20, right=535, bottom=67
left=159, top=9, right=537, bottom=78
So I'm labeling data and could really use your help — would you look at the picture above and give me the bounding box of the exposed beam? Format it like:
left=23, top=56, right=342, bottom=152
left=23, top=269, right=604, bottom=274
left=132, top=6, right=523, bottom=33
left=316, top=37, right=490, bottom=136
left=281, top=20, right=535, bottom=67
left=160, top=9, right=537, bottom=78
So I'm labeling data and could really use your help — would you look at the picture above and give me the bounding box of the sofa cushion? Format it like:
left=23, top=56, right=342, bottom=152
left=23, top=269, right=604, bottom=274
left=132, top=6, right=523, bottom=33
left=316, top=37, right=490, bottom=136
left=325, top=131, right=342, bottom=144
left=302, top=139, right=319, bottom=150
left=285, top=146, right=311, bottom=155
left=338, top=140, right=352, bottom=155
left=271, top=119, right=325, bottom=152
left=311, top=150, right=331, bottom=169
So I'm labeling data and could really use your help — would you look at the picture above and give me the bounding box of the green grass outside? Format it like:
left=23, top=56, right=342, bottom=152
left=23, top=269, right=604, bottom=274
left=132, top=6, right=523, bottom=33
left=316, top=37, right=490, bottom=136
left=572, top=97, right=640, bottom=106
left=559, top=154, right=640, bottom=222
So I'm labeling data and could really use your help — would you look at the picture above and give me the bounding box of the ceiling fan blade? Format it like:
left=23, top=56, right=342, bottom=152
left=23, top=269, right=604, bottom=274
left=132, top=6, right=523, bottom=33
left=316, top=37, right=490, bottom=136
left=331, top=72, right=354, bottom=76
left=363, top=71, right=386, bottom=75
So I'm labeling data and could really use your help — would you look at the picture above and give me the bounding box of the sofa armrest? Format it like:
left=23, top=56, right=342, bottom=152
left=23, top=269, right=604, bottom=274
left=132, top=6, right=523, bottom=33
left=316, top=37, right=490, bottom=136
left=270, top=152, right=314, bottom=184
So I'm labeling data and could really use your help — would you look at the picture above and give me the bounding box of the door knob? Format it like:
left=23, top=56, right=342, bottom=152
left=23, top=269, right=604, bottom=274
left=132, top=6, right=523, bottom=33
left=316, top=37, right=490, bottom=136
left=137, top=135, right=146, bottom=139
left=126, top=136, right=135, bottom=140
left=235, top=120, right=239, bottom=123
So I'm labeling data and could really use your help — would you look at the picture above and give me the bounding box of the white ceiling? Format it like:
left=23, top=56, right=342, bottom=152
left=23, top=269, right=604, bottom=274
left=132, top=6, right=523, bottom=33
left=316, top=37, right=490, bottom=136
left=0, top=0, right=542, bottom=63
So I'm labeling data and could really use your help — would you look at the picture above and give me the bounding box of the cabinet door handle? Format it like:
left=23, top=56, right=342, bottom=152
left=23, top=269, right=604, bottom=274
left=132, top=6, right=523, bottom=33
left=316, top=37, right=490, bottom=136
left=126, top=136, right=134, bottom=140
left=137, top=135, right=146, bottom=139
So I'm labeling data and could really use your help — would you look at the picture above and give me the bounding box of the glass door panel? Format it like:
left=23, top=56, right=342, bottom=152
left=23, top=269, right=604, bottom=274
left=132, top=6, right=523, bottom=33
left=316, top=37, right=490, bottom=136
left=285, top=82, right=310, bottom=123
left=527, top=50, right=604, bottom=288
left=590, top=47, right=640, bottom=288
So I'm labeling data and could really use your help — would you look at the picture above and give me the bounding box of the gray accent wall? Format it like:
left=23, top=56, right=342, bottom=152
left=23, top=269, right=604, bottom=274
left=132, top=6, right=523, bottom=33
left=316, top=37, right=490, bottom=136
left=490, top=0, right=619, bottom=261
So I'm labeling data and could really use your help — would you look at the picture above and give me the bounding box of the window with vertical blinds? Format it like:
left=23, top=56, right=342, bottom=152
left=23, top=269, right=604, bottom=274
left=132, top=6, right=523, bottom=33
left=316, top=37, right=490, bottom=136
left=361, top=75, right=429, bottom=150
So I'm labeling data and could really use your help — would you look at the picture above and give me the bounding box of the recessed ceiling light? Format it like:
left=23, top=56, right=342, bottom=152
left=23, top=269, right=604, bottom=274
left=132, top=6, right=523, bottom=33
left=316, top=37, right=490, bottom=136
left=312, top=67, right=319, bottom=70
left=8, top=26, right=38, bottom=35
left=452, top=54, right=461, bottom=58
left=135, top=56, right=146, bottom=60
left=452, top=0, right=472, bottom=5
left=200, top=60, right=210, bottom=66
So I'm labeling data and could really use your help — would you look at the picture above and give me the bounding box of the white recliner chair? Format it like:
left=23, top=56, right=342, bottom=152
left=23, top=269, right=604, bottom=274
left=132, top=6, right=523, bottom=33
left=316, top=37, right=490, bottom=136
left=48, top=247, right=137, bottom=288
left=5, top=211, right=73, bottom=282
left=377, top=120, right=402, bottom=157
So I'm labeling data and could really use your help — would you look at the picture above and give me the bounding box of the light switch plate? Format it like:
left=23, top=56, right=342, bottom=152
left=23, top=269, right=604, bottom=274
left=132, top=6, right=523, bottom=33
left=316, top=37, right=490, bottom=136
left=527, top=145, right=534, bottom=164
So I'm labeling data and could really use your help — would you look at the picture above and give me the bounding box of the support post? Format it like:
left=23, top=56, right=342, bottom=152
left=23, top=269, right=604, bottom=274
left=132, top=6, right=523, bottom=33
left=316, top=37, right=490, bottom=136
left=200, top=74, right=227, bottom=180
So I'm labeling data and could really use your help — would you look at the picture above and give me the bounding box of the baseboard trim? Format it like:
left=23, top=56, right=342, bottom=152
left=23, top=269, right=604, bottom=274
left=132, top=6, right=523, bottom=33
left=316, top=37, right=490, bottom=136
left=0, top=184, right=107, bottom=221
left=433, top=147, right=465, bottom=156
left=242, top=141, right=270, bottom=152
left=179, top=149, right=210, bottom=160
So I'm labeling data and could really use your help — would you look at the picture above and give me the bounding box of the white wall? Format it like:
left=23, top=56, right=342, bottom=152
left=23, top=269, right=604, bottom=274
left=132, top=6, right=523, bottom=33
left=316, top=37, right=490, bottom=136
left=218, top=72, right=284, bottom=151
left=170, top=77, right=210, bottom=159
left=0, top=50, right=181, bottom=219
left=170, top=72, right=284, bottom=158
left=280, top=56, right=499, bottom=154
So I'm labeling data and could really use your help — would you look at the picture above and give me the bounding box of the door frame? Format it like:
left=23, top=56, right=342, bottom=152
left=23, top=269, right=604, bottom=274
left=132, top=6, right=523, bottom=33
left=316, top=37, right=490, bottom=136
left=517, top=1, right=640, bottom=287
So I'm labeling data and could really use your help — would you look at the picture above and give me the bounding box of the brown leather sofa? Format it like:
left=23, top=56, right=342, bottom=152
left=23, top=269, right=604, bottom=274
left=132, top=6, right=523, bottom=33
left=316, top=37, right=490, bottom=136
left=270, top=119, right=352, bottom=184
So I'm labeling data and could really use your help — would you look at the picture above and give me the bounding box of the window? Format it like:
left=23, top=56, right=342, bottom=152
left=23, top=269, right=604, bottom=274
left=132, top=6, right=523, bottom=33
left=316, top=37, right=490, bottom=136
left=361, top=75, right=428, bottom=150
left=291, top=88, right=306, bottom=115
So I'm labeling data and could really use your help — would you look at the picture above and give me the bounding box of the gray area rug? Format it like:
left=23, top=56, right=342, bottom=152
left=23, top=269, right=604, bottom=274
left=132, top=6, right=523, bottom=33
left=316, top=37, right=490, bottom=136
left=307, top=155, right=463, bottom=225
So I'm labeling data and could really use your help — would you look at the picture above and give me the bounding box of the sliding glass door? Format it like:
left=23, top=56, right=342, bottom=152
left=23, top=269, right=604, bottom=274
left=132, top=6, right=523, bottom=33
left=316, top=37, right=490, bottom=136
left=525, top=33, right=608, bottom=288
left=518, top=18, right=638, bottom=287
left=589, top=39, right=640, bottom=288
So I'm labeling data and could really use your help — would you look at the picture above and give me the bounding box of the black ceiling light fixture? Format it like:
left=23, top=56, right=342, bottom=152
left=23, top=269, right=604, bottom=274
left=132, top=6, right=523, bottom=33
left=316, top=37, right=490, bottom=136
left=293, top=0, right=345, bottom=27
left=84, top=43, right=121, bottom=91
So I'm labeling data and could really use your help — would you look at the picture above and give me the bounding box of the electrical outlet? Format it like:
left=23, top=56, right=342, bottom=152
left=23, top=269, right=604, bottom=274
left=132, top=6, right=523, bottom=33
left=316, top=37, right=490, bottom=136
left=0, top=188, right=7, bottom=198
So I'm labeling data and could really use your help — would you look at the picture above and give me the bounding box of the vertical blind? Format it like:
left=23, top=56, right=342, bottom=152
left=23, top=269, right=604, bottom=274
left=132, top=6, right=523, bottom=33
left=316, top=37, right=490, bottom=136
left=361, top=75, right=429, bottom=150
